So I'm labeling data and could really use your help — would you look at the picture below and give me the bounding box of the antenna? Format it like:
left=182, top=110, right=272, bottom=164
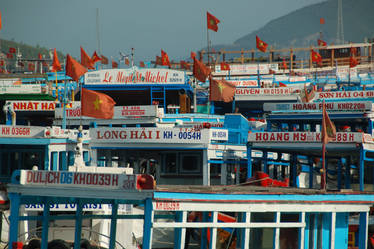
left=96, top=8, right=101, bottom=55
left=336, top=0, right=344, bottom=44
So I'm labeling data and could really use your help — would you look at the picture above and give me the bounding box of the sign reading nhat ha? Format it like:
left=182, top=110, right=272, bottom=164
left=6, top=101, right=56, bottom=111
left=84, top=68, right=185, bottom=85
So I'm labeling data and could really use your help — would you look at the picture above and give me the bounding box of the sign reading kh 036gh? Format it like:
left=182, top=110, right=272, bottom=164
left=90, top=127, right=212, bottom=144
left=84, top=68, right=185, bottom=85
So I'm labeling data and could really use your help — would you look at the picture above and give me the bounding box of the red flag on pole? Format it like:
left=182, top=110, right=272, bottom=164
left=112, top=60, right=118, bottom=69
left=139, top=61, right=145, bottom=68
left=161, top=50, right=171, bottom=67
left=125, top=57, right=130, bottom=66
left=65, top=54, right=88, bottom=82
left=256, top=36, right=268, bottom=52
left=317, top=39, right=327, bottom=47
left=0, top=11, right=2, bottom=30
left=180, top=60, right=191, bottom=70
left=81, top=88, right=116, bottom=119
left=220, top=61, right=230, bottom=71
left=322, top=100, right=336, bottom=144
left=80, top=46, right=95, bottom=69
left=52, top=48, right=61, bottom=72
left=193, top=56, right=211, bottom=82
left=349, top=56, right=358, bottom=68
left=207, top=12, right=220, bottom=32
left=311, top=49, right=322, bottom=65
left=91, top=51, right=101, bottom=64
left=101, top=55, right=109, bottom=65
left=320, top=18, right=325, bottom=25
left=282, top=58, right=288, bottom=69
left=209, top=76, right=236, bottom=102
left=9, top=47, right=16, bottom=53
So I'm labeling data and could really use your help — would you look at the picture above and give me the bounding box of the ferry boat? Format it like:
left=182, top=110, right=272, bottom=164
left=1, top=41, right=374, bottom=249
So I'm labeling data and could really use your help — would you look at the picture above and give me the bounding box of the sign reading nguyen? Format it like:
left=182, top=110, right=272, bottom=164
left=248, top=132, right=363, bottom=143
left=84, top=68, right=185, bottom=85
left=235, top=87, right=300, bottom=96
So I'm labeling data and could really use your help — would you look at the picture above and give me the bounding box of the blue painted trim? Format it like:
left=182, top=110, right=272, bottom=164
left=247, top=146, right=252, bottom=178
left=359, top=148, right=364, bottom=191
left=41, top=200, right=50, bottom=249
left=8, top=193, right=20, bottom=249
left=154, top=191, right=374, bottom=202
left=73, top=201, right=83, bottom=249
left=109, top=202, right=118, bottom=249
left=358, top=212, right=368, bottom=249
left=142, top=198, right=153, bottom=249
left=322, top=213, right=332, bottom=249
left=335, top=213, right=349, bottom=249
left=174, top=211, right=183, bottom=249
left=91, top=146, right=205, bottom=150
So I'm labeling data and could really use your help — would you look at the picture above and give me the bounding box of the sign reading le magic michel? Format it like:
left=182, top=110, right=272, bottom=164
left=84, top=68, right=185, bottom=85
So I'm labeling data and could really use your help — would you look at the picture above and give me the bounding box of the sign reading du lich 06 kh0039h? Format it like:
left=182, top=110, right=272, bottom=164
left=84, top=68, right=185, bottom=85
left=90, top=127, right=213, bottom=144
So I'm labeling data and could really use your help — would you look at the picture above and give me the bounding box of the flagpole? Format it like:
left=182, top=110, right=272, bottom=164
left=131, top=48, right=134, bottom=68
left=206, top=23, right=210, bottom=67
left=321, top=142, right=326, bottom=190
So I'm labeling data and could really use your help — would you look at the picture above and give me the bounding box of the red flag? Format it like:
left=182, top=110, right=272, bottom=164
left=112, top=60, right=118, bottom=69
left=193, top=56, right=211, bottom=82
left=91, top=51, right=101, bottom=64
left=207, top=12, right=220, bottom=32
left=65, top=54, right=88, bottom=82
left=139, top=61, right=145, bottom=67
left=38, top=53, right=43, bottom=60
left=256, top=36, right=268, bottom=52
left=311, top=49, right=322, bottom=65
left=279, top=82, right=287, bottom=87
left=191, top=51, right=197, bottom=59
left=0, top=60, right=4, bottom=66
left=154, top=56, right=162, bottom=65
left=6, top=53, right=13, bottom=59
left=282, top=58, right=288, bottom=69
left=322, top=100, right=336, bottom=144
left=125, top=57, right=130, bottom=66
left=180, top=60, right=191, bottom=70
left=9, top=47, right=16, bottom=53
left=101, top=55, right=109, bottom=65
left=220, top=61, right=230, bottom=71
left=350, top=47, right=357, bottom=56
left=81, top=88, right=116, bottom=119
left=209, top=76, right=236, bottom=102
left=0, top=11, right=2, bottom=30
left=317, top=39, right=327, bottom=46
left=28, top=63, right=35, bottom=71
left=302, top=84, right=315, bottom=102
left=161, top=50, right=171, bottom=67
left=52, top=48, right=61, bottom=72
left=349, top=56, right=358, bottom=68
left=80, top=46, right=95, bottom=69
left=320, top=18, right=325, bottom=25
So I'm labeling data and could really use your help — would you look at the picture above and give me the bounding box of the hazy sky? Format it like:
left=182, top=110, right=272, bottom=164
left=1, top=0, right=324, bottom=62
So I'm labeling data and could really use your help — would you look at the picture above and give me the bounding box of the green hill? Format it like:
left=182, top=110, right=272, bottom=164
left=0, top=39, right=64, bottom=61
left=215, top=0, right=374, bottom=53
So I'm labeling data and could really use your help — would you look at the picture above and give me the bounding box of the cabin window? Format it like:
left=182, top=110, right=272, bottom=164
left=163, top=153, right=177, bottom=174
left=180, top=153, right=201, bottom=174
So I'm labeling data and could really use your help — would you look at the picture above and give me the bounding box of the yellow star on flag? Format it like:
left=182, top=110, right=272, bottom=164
left=217, top=82, right=226, bottom=93
left=93, top=97, right=102, bottom=110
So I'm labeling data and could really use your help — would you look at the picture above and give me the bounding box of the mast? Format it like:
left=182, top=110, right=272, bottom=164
left=96, top=8, right=101, bottom=55
left=336, top=0, right=344, bottom=44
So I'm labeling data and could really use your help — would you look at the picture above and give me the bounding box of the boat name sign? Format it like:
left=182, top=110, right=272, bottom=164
left=84, top=68, right=185, bottom=85
left=19, top=170, right=149, bottom=190
left=248, top=132, right=363, bottom=143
